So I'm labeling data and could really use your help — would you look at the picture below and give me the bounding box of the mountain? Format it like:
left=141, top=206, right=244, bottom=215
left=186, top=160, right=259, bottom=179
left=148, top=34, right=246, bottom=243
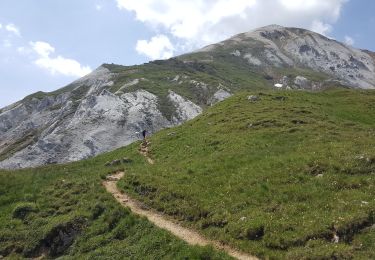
left=1, top=25, right=374, bottom=169
left=190, top=24, right=375, bottom=89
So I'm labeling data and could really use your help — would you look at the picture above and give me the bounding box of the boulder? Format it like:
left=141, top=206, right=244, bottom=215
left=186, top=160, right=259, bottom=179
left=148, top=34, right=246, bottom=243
left=294, top=76, right=311, bottom=89
left=248, top=95, right=260, bottom=102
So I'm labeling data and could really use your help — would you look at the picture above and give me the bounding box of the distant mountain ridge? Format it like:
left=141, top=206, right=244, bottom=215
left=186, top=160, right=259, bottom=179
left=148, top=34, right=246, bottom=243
left=1, top=25, right=374, bottom=169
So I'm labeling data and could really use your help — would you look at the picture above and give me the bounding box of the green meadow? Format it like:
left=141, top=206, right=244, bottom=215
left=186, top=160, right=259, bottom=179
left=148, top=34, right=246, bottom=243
left=118, top=89, right=375, bottom=259
left=1, top=88, right=374, bottom=259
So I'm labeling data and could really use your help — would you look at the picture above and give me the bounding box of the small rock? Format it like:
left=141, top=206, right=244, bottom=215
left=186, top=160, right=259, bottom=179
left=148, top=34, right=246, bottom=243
left=230, top=50, right=241, bottom=57
left=332, top=233, right=339, bottom=243
left=240, top=217, right=247, bottom=221
left=167, top=132, right=176, bottom=136
left=106, top=176, right=119, bottom=181
left=361, top=201, right=369, bottom=205
left=248, top=95, right=260, bottom=102
left=104, top=161, right=111, bottom=167
left=316, top=174, right=324, bottom=178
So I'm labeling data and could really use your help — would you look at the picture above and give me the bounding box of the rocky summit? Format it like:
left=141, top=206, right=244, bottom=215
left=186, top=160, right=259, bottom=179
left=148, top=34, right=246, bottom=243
left=1, top=25, right=374, bottom=169
left=195, top=24, right=375, bottom=89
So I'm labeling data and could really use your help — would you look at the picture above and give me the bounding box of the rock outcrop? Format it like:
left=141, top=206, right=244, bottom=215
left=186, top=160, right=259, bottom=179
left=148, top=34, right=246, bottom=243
left=0, top=67, right=208, bottom=169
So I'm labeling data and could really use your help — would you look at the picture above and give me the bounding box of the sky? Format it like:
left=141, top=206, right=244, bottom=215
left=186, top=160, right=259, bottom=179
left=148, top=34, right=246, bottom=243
left=0, top=0, right=374, bottom=108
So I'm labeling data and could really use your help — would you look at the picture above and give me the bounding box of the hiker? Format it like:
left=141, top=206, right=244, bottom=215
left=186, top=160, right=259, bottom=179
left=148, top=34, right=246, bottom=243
left=142, top=130, right=147, bottom=140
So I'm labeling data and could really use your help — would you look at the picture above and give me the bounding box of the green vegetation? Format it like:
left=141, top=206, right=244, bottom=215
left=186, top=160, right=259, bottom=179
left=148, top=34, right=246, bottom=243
left=22, top=91, right=49, bottom=101
left=1, top=88, right=374, bottom=259
left=105, top=57, right=270, bottom=121
left=116, top=89, right=375, bottom=259
left=0, top=154, right=231, bottom=258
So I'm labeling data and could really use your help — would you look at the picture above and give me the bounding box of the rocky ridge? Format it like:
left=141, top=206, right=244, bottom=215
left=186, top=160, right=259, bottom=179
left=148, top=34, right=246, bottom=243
left=196, top=25, right=375, bottom=89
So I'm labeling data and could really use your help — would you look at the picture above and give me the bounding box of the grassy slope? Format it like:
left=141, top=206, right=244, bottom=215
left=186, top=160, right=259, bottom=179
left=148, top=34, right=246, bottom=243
left=1, top=86, right=374, bottom=259
left=0, top=155, right=231, bottom=259
left=116, top=89, right=375, bottom=259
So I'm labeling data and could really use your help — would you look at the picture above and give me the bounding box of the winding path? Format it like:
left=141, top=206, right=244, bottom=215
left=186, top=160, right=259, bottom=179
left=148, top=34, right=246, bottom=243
left=103, top=171, right=258, bottom=260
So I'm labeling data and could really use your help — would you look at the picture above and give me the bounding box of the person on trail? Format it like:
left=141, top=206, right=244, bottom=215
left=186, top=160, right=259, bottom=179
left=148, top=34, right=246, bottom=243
left=142, top=130, right=147, bottom=140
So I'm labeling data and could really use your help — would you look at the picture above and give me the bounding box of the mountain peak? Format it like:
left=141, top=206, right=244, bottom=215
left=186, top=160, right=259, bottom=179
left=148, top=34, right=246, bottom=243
left=252, top=24, right=286, bottom=32
left=194, top=25, right=375, bottom=89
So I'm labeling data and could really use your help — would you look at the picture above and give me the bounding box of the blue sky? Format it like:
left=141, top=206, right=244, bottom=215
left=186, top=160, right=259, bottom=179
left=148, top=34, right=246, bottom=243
left=0, top=0, right=374, bottom=108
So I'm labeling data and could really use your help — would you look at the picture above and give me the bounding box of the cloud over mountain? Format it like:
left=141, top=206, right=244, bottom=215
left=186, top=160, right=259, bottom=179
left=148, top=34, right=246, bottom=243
left=117, top=0, right=347, bottom=59
left=30, top=41, right=92, bottom=77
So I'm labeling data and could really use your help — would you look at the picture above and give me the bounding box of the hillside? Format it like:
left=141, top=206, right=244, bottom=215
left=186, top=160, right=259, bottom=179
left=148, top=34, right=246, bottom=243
left=117, top=89, right=375, bottom=259
left=1, top=25, right=374, bottom=169
left=0, top=146, right=230, bottom=259
left=1, top=88, right=374, bottom=259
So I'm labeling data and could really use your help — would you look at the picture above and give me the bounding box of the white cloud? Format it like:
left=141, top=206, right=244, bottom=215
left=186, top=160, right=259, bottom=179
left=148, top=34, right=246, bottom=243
left=117, top=0, right=348, bottom=55
left=30, top=41, right=55, bottom=57
left=311, top=20, right=332, bottom=35
left=95, top=4, right=103, bottom=10
left=30, top=41, right=92, bottom=77
left=344, top=35, right=354, bottom=46
left=136, top=34, right=175, bottom=59
left=5, top=23, right=21, bottom=37
left=0, top=23, right=2, bottom=29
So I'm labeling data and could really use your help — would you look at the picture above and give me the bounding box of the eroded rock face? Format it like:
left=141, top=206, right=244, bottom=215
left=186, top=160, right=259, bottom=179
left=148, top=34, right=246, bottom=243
left=0, top=66, right=208, bottom=169
left=198, top=24, right=375, bottom=89
left=168, top=90, right=203, bottom=124
left=209, top=89, right=232, bottom=105
left=0, top=87, right=178, bottom=169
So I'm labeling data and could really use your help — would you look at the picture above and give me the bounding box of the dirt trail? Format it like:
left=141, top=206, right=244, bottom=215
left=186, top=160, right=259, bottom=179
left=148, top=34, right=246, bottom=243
left=103, top=172, right=258, bottom=260
left=139, top=139, right=154, bottom=164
